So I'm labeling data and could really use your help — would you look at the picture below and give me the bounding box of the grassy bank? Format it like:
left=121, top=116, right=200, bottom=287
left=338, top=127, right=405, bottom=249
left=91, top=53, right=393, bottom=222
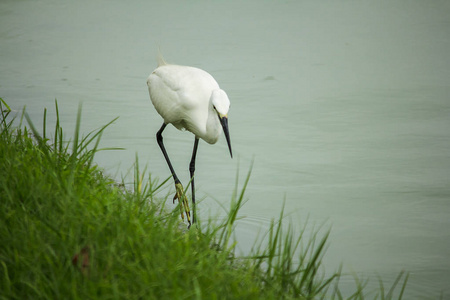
left=0, top=99, right=408, bottom=299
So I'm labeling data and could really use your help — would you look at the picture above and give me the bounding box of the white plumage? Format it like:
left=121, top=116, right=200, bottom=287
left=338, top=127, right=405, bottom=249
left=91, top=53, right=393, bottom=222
left=147, top=64, right=230, bottom=144
left=147, top=58, right=232, bottom=227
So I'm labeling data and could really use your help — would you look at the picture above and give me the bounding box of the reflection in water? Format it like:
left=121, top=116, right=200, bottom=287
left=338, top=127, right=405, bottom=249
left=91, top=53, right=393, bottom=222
left=1, top=1, right=449, bottom=298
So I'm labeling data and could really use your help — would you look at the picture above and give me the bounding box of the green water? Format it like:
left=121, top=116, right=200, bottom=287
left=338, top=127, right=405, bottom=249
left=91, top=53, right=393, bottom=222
left=1, top=1, right=449, bottom=298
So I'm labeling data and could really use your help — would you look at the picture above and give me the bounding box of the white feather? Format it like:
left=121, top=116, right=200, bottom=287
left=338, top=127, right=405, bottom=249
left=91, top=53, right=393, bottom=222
left=147, top=63, right=230, bottom=144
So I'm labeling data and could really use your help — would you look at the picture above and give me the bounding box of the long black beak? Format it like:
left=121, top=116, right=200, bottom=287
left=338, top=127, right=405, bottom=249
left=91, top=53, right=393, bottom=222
left=220, top=116, right=233, bottom=158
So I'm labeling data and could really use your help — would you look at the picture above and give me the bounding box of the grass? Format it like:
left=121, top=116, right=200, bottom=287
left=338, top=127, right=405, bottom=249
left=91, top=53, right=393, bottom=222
left=0, top=98, right=410, bottom=299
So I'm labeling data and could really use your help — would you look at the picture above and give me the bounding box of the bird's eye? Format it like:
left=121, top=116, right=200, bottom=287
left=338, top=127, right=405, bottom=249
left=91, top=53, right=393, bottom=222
left=213, top=105, right=216, bottom=110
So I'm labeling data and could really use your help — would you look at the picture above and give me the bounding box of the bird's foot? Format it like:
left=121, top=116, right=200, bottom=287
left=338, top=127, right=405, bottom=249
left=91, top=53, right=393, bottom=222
left=173, top=182, right=191, bottom=226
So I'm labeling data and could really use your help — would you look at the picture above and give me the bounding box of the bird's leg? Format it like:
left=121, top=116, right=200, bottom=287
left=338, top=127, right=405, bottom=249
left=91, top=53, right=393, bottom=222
left=174, top=182, right=190, bottom=224
left=156, top=123, right=191, bottom=226
left=189, top=138, right=199, bottom=224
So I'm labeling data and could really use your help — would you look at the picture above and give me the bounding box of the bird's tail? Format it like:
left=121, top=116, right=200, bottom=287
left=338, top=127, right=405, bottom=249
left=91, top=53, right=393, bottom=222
left=157, top=48, right=167, bottom=67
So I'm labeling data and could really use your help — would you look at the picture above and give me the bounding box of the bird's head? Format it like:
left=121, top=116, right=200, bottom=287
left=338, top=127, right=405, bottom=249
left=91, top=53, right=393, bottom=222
left=211, top=89, right=232, bottom=158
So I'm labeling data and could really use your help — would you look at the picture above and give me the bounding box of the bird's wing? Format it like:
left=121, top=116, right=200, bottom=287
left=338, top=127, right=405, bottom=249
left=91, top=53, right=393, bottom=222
left=148, top=65, right=221, bottom=136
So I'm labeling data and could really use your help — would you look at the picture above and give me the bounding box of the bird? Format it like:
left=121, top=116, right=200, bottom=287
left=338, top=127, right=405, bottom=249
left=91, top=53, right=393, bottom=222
left=147, top=57, right=232, bottom=227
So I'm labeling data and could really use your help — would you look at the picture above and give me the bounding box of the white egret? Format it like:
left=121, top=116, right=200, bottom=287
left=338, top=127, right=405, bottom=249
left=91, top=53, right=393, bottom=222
left=147, top=58, right=232, bottom=227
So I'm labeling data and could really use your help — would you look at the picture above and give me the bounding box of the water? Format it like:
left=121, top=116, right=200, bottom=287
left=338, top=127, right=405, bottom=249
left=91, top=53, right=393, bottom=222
left=1, top=1, right=449, bottom=298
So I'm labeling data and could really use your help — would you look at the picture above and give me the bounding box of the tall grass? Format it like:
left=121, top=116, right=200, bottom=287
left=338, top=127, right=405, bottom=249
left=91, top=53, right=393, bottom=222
left=0, top=98, right=410, bottom=299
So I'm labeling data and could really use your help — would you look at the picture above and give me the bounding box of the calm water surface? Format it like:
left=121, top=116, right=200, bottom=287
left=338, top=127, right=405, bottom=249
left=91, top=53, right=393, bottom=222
left=1, top=1, right=450, bottom=298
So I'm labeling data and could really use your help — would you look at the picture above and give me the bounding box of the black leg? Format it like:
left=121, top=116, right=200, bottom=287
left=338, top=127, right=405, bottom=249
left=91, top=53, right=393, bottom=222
left=156, top=123, right=191, bottom=225
left=189, top=137, right=199, bottom=223
left=156, top=123, right=180, bottom=184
